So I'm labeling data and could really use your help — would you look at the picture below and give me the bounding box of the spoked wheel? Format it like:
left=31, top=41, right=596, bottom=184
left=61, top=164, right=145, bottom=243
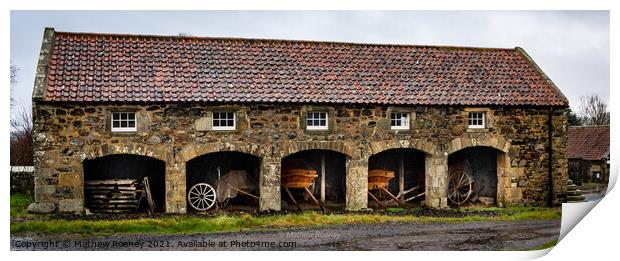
left=448, top=170, right=473, bottom=205
left=188, top=183, right=217, bottom=211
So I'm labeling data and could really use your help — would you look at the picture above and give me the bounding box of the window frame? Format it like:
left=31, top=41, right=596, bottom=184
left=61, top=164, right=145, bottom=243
left=390, top=112, right=410, bottom=130
left=468, top=112, right=486, bottom=129
left=306, top=111, right=329, bottom=131
left=110, top=112, right=137, bottom=132
left=211, top=111, right=237, bottom=131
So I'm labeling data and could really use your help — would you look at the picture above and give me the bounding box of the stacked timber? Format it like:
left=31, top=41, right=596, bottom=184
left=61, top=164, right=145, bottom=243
left=84, top=179, right=140, bottom=213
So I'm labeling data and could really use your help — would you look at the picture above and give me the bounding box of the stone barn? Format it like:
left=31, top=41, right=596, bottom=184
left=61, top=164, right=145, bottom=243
left=568, top=126, right=610, bottom=185
left=29, top=28, right=569, bottom=214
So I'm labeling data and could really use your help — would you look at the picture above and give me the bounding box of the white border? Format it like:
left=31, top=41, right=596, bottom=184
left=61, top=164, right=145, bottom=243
left=390, top=112, right=410, bottom=130
left=306, top=111, right=329, bottom=130
left=110, top=112, right=137, bottom=132
left=468, top=112, right=486, bottom=129
left=212, top=111, right=236, bottom=131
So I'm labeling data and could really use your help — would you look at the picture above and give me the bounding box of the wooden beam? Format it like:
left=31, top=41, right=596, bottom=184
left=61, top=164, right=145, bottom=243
left=320, top=152, right=326, bottom=203
left=399, top=151, right=405, bottom=199
left=284, top=186, right=302, bottom=211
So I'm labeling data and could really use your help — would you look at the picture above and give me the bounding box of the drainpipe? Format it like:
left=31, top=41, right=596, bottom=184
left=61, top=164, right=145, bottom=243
left=547, top=107, right=554, bottom=207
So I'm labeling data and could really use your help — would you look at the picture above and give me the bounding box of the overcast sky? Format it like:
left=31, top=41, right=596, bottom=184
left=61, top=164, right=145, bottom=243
left=10, top=10, right=609, bottom=112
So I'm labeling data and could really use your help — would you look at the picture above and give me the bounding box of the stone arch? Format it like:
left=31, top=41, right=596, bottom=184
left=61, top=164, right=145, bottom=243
left=83, top=143, right=167, bottom=162
left=281, top=141, right=357, bottom=159
left=366, top=140, right=437, bottom=208
left=179, top=142, right=266, bottom=212
left=368, top=139, right=437, bottom=157
left=446, top=135, right=511, bottom=155
left=81, top=144, right=168, bottom=213
left=446, top=134, right=513, bottom=207
left=178, top=142, right=265, bottom=163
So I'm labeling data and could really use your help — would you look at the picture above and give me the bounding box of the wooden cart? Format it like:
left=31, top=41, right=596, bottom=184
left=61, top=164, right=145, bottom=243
left=187, top=169, right=259, bottom=211
left=281, top=159, right=325, bottom=211
left=368, top=170, right=406, bottom=208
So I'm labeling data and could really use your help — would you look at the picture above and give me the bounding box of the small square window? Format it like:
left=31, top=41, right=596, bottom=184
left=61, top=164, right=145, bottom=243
left=468, top=112, right=485, bottom=129
left=212, top=111, right=236, bottom=131
left=111, top=112, right=137, bottom=132
left=306, top=111, right=328, bottom=130
left=390, top=112, right=410, bottom=130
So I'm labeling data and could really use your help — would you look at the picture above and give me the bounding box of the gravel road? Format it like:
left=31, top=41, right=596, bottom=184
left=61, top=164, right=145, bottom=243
left=11, top=219, right=560, bottom=251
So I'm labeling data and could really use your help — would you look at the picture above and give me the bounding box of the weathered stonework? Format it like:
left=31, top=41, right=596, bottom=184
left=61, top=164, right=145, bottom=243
left=31, top=102, right=569, bottom=213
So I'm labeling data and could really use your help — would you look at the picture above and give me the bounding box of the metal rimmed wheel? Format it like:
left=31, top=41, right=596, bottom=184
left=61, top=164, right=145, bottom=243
left=188, top=183, right=217, bottom=211
left=448, top=170, right=473, bottom=205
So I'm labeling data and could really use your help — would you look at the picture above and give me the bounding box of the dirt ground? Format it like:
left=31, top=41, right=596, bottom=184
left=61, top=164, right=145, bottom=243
left=11, top=219, right=560, bottom=251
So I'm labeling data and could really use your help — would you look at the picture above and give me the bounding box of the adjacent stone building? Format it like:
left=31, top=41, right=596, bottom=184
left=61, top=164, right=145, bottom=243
left=568, top=126, right=610, bottom=185
left=30, top=28, right=569, bottom=214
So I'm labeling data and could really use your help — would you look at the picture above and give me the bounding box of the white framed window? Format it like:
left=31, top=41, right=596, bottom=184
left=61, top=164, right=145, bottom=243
left=212, top=111, right=236, bottom=131
left=111, top=112, right=137, bottom=132
left=468, top=112, right=485, bottom=129
left=306, top=111, right=328, bottom=130
left=390, top=112, right=410, bottom=130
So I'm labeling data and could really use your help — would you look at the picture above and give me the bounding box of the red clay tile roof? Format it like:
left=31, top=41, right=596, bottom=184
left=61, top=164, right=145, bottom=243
left=568, top=126, right=610, bottom=160
left=41, top=31, right=568, bottom=106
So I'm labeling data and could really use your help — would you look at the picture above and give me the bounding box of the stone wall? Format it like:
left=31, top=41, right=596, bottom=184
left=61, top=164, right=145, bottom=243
left=10, top=168, right=35, bottom=195
left=570, top=159, right=609, bottom=185
left=32, top=102, right=568, bottom=213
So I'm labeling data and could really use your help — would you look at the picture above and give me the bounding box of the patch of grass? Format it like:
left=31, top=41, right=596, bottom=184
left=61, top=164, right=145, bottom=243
left=579, top=183, right=606, bottom=191
left=10, top=207, right=561, bottom=236
left=10, top=194, right=33, bottom=218
left=386, top=207, right=406, bottom=213
left=525, top=239, right=558, bottom=250
left=460, top=205, right=561, bottom=220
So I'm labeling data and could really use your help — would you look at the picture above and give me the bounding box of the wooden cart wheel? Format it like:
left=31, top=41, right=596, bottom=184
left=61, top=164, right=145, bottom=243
left=448, top=170, right=473, bottom=205
left=188, top=183, right=217, bottom=211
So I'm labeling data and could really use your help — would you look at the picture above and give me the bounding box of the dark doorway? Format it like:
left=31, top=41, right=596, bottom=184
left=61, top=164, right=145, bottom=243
left=448, top=147, right=500, bottom=206
left=368, top=149, right=426, bottom=207
left=83, top=154, right=166, bottom=213
left=281, top=150, right=347, bottom=210
left=186, top=151, right=261, bottom=212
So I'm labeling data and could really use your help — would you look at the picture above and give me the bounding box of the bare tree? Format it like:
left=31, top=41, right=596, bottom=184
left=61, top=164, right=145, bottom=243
left=10, top=62, right=18, bottom=107
left=578, top=94, right=610, bottom=126
left=10, top=102, right=33, bottom=166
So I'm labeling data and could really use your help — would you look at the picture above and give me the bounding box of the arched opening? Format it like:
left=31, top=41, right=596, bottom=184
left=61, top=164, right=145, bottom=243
left=186, top=151, right=261, bottom=212
left=83, top=154, right=166, bottom=213
left=281, top=150, right=347, bottom=211
left=448, top=146, right=503, bottom=206
left=367, top=148, right=426, bottom=208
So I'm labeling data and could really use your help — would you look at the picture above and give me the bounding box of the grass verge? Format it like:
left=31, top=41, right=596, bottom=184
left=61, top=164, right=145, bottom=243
left=10, top=207, right=561, bottom=237
left=10, top=194, right=33, bottom=218
left=579, top=182, right=607, bottom=191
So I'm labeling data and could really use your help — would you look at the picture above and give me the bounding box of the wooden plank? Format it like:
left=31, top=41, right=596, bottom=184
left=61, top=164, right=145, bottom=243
left=304, top=187, right=326, bottom=212
left=85, top=179, right=138, bottom=185
left=87, top=204, right=138, bottom=209
left=283, top=186, right=302, bottom=211
left=368, top=191, right=385, bottom=208
left=87, top=190, right=137, bottom=195
left=143, top=176, right=155, bottom=214
left=380, top=187, right=406, bottom=207
left=88, top=194, right=136, bottom=200
left=320, top=152, right=325, bottom=203
left=85, top=186, right=137, bottom=191
left=108, top=199, right=139, bottom=204
left=230, top=186, right=259, bottom=199
left=399, top=152, right=405, bottom=200
left=405, top=192, right=425, bottom=202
